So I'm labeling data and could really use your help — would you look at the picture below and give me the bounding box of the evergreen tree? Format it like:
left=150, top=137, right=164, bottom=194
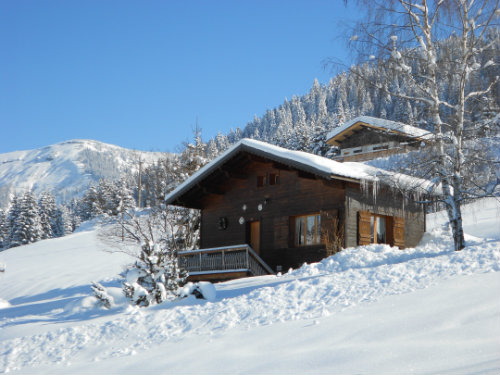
left=123, top=240, right=187, bottom=307
left=9, top=192, right=42, bottom=247
left=54, top=206, right=73, bottom=237
left=38, top=192, right=57, bottom=239
left=0, top=209, right=6, bottom=248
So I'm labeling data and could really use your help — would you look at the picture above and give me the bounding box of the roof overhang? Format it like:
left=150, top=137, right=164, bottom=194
left=164, top=139, right=360, bottom=208
left=326, top=116, right=432, bottom=147
left=165, top=138, right=440, bottom=209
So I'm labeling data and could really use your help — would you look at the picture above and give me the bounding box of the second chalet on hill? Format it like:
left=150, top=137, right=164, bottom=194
left=327, top=116, right=432, bottom=162
left=165, top=138, right=437, bottom=282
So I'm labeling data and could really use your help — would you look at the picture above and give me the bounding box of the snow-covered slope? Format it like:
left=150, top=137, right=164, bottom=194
left=0, top=140, right=165, bottom=208
left=0, top=199, right=499, bottom=374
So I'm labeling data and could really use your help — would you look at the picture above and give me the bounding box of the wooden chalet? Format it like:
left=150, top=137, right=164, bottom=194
left=327, top=116, right=432, bottom=162
left=165, top=139, right=433, bottom=282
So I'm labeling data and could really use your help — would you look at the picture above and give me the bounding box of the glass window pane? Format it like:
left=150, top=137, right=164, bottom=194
left=306, top=216, right=315, bottom=245
left=296, top=217, right=304, bottom=245
left=376, top=216, right=386, bottom=244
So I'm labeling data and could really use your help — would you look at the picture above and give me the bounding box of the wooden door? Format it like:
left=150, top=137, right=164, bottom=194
left=249, top=221, right=260, bottom=254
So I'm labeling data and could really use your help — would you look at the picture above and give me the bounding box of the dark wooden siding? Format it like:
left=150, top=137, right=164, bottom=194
left=344, top=184, right=425, bottom=248
left=340, top=127, right=415, bottom=149
left=200, top=160, right=346, bottom=271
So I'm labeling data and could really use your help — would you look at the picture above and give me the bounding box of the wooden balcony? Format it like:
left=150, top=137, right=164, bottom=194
left=178, top=244, right=274, bottom=282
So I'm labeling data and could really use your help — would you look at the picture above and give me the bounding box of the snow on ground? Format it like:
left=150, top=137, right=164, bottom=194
left=0, top=199, right=499, bottom=374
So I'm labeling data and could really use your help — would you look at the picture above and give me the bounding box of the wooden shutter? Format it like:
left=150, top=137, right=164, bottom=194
left=358, top=211, right=371, bottom=246
left=393, top=217, right=405, bottom=249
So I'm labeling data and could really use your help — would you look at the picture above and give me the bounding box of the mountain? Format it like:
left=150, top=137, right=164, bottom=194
left=0, top=139, right=166, bottom=209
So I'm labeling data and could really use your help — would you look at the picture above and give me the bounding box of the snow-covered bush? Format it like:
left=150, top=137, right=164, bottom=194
left=123, top=240, right=187, bottom=307
left=91, top=282, right=114, bottom=309
left=179, top=281, right=217, bottom=301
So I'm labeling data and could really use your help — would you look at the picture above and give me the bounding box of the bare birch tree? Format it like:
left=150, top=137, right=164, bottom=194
left=345, top=0, right=500, bottom=250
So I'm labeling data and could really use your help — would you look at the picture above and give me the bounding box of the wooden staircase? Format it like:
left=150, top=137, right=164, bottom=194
left=178, top=244, right=274, bottom=282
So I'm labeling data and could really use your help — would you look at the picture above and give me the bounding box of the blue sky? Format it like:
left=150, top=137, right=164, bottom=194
left=0, top=1, right=357, bottom=154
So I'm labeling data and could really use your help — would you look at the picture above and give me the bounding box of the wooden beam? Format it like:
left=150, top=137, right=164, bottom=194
left=297, top=170, right=318, bottom=180
left=272, top=162, right=293, bottom=171
left=201, top=185, right=224, bottom=195
left=219, top=168, right=247, bottom=180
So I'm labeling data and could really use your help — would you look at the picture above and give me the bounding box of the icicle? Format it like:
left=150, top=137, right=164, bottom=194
left=372, top=178, right=379, bottom=206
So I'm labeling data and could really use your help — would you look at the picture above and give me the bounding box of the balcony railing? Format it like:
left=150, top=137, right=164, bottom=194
left=178, top=244, right=274, bottom=277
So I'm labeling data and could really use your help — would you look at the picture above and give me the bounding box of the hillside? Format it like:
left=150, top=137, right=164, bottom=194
left=0, top=198, right=498, bottom=374
left=0, top=140, right=165, bottom=209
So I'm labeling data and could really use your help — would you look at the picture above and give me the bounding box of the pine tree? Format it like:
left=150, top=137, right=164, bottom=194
left=5, top=195, right=21, bottom=248
left=54, top=206, right=73, bottom=237
left=9, top=192, right=42, bottom=247
left=123, top=240, right=187, bottom=307
left=0, top=209, right=7, bottom=248
left=38, top=192, right=57, bottom=239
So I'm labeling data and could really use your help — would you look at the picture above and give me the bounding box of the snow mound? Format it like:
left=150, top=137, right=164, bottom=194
left=0, top=198, right=498, bottom=373
left=180, top=282, right=217, bottom=301
left=289, top=226, right=499, bottom=279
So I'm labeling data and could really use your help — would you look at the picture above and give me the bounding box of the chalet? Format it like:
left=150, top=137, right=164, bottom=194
left=165, top=138, right=435, bottom=282
left=326, top=116, right=432, bottom=162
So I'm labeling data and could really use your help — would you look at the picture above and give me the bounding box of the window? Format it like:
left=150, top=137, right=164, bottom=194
left=257, top=175, right=266, bottom=187
left=295, top=214, right=321, bottom=246
left=269, top=173, right=279, bottom=185
left=370, top=215, right=387, bottom=244
left=359, top=211, right=404, bottom=248
left=257, top=173, right=279, bottom=187
left=372, top=144, right=389, bottom=151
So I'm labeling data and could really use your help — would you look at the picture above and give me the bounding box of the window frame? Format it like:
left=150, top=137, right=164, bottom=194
left=370, top=214, right=389, bottom=244
left=294, top=213, right=322, bottom=247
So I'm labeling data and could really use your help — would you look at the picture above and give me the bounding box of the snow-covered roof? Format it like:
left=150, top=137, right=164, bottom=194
left=165, top=138, right=438, bottom=207
left=326, top=116, right=432, bottom=146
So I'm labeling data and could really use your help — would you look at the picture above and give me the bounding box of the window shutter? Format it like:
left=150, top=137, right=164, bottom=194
left=358, top=211, right=371, bottom=246
left=393, top=217, right=405, bottom=249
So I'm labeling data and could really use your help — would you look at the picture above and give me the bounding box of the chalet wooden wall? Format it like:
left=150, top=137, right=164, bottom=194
left=197, top=157, right=426, bottom=272
left=340, top=128, right=406, bottom=148
left=200, top=160, right=345, bottom=271
left=344, top=185, right=425, bottom=248
left=342, top=147, right=409, bottom=162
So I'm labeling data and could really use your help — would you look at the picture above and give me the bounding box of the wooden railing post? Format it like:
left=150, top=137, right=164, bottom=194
left=199, top=252, right=202, bottom=272
left=222, top=250, right=225, bottom=270
left=246, top=246, right=249, bottom=270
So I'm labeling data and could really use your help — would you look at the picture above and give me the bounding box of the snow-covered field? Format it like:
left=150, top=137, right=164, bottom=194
left=0, top=198, right=499, bottom=374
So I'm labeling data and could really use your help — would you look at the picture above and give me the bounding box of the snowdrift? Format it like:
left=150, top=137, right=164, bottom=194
left=0, top=198, right=499, bottom=374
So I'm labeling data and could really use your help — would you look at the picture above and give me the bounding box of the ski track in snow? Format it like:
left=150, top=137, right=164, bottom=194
left=1, top=230, right=499, bottom=373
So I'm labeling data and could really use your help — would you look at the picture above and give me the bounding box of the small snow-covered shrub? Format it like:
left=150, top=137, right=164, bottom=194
left=91, top=282, right=114, bottom=309
left=179, top=281, right=216, bottom=301
left=123, top=240, right=187, bottom=307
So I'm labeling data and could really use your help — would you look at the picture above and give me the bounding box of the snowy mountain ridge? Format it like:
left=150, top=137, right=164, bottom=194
left=0, top=139, right=166, bottom=208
